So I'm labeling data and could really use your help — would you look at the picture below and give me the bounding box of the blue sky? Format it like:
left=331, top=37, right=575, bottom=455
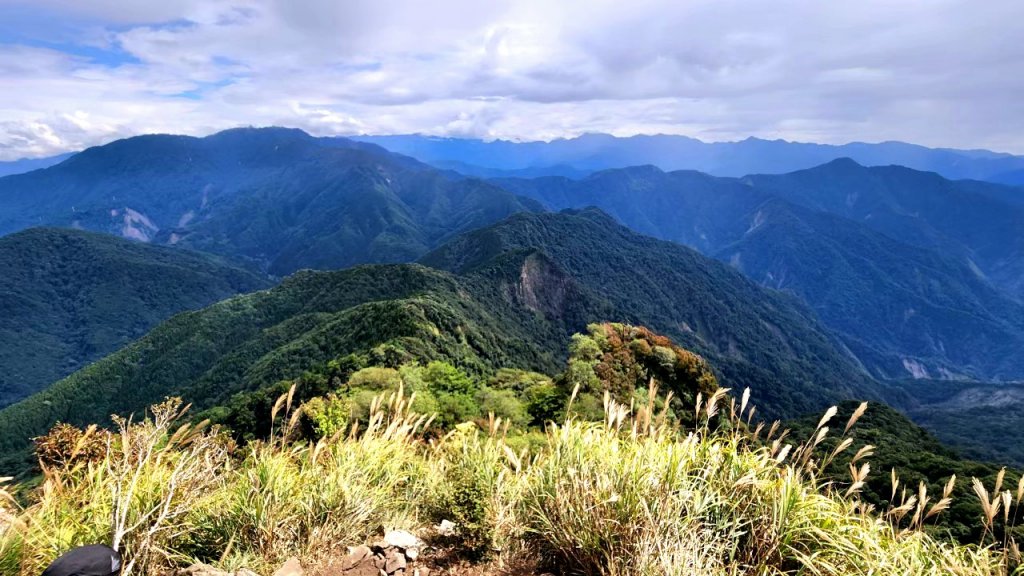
left=1, top=0, right=1023, bottom=160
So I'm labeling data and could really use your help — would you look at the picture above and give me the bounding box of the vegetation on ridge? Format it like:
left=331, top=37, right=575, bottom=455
left=0, top=210, right=893, bottom=475
left=0, top=327, right=1017, bottom=575
left=423, top=208, right=892, bottom=417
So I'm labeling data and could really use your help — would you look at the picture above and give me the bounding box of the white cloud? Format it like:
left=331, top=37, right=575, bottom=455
left=0, top=0, right=1023, bottom=159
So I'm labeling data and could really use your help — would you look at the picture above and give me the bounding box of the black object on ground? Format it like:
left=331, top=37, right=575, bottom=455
left=40, top=544, right=122, bottom=576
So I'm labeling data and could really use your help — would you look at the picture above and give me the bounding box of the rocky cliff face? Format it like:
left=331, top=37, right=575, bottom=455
left=512, top=252, right=576, bottom=320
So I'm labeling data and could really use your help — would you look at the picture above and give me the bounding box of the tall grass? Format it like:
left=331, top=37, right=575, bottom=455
left=0, top=385, right=1015, bottom=575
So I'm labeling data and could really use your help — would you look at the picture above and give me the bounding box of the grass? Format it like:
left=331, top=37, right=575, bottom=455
left=0, top=384, right=1018, bottom=576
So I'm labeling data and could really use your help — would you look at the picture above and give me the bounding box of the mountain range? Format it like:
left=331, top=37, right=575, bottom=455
left=0, top=209, right=888, bottom=471
left=0, top=128, right=540, bottom=275
left=0, top=153, right=74, bottom=178
left=496, top=161, right=1024, bottom=382
left=0, top=126, right=1022, bottom=473
left=355, top=133, right=1024, bottom=184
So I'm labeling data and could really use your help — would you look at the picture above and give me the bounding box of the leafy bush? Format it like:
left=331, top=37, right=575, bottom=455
left=474, top=388, right=530, bottom=429
left=302, top=394, right=350, bottom=438
left=523, top=381, right=565, bottom=425
left=422, top=361, right=475, bottom=395
left=435, top=393, right=482, bottom=429
left=430, top=428, right=503, bottom=559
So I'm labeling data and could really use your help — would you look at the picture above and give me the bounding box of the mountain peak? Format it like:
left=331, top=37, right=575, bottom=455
left=559, top=206, right=620, bottom=227
left=204, top=126, right=314, bottom=143
left=822, top=157, right=864, bottom=169
left=584, top=164, right=664, bottom=182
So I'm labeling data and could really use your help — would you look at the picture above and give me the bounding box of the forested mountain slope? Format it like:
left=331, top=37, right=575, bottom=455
left=496, top=164, right=1024, bottom=381
left=0, top=227, right=269, bottom=408
left=0, top=128, right=540, bottom=275
left=0, top=210, right=887, bottom=471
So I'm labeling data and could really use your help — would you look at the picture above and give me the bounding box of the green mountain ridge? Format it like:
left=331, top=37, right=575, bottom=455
left=0, top=127, right=541, bottom=275
left=0, top=227, right=269, bottom=408
left=0, top=210, right=888, bottom=473
left=0, top=258, right=585, bottom=472
left=420, top=208, right=890, bottom=417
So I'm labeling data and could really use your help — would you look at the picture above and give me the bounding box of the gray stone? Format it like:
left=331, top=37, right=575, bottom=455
left=435, top=520, right=457, bottom=537
left=273, top=557, right=303, bottom=576
left=343, top=545, right=372, bottom=570
left=384, top=551, right=407, bottom=573
left=383, top=530, right=421, bottom=550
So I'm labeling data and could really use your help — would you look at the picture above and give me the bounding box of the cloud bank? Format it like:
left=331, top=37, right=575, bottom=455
left=1, top=0, right=1022, bottom=159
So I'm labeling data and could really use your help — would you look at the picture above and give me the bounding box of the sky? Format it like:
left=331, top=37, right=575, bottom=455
left=1, top=0, right=1023, bottom=160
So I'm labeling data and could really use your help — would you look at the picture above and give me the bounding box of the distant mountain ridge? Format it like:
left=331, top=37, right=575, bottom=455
left=745, top=159, right=1024, bottom=300
left=0, top=127, right=541, bottom=275
left=0, top=153, right=74, bottom=178
left=496, top=161, right=1024, bottom=382
left=354, top=133, right=1024, bottom=183
left=992, top=169, right=1024, bottom=186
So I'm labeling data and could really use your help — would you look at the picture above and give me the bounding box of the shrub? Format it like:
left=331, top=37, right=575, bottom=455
left=435, top=393, right=482, bottom=429
left=303, top=394, right=350, bottom=438
left=348, top=367, right=403, bottom=391
left=422, top=361, right=475, bottom=395
left=523, top=381, right=565, bottom=425
left=33, top=423, right=109, bottom=469
left=475, top=387, right=530, bottom=429
left=429, top=426, right=522, bottom=560
left=486, top=369, right=552, bottom=394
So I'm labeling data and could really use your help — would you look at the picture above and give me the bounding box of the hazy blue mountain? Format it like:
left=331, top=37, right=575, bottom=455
left=0, top=227, right=269, bottom=408
left=0, top=128, right=540, bottom=275
left=745, top=159, right=1024, bottom=299
left=0, top=153, right=74, bottom=178
left=496, top=163, right=1024, bottom=382
left=354, top=133, right=1024, bottom=182
left=432, top=159, right=591, bottom=179
left=990, top=169, right=1024, bottom=187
